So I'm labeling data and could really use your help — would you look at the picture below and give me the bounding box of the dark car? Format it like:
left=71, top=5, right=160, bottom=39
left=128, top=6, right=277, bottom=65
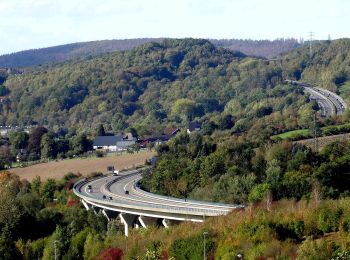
left=102, top=195, right=106, bottom=199
left=124, top=190, right=129, bottom=195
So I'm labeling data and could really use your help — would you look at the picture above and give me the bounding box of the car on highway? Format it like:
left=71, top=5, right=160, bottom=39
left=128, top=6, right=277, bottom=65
left=125, top=190, right=129, bottom=195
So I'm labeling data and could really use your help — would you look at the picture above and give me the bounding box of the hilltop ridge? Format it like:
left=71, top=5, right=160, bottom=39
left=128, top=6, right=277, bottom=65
left=0, top=38, right=300, bottom=68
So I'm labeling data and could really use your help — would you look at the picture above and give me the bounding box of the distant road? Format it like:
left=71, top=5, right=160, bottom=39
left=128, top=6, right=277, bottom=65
left=284, top=80, right=347, bottom=117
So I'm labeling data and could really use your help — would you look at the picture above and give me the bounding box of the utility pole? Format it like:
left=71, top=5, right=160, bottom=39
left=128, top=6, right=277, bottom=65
left=203, top=231, right=208, bottom=260
left=53, top=240, right=59, bottom=260
left=313, top=113, right=318, bottom=152
left=309, top=32, right=314, bottom=58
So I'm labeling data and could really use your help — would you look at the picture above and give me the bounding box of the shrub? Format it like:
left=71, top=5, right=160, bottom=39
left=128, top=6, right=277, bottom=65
left=272, top=220, right=305, bottom=242
left=95, top=150, right=106, bottom=158
left=317, top=206, right=343, bottom=233
left=96, top=247, right=123, bottom=260
left=169, top=233, right=214, bottom=260
left=297, top=238, right=334, bottom=260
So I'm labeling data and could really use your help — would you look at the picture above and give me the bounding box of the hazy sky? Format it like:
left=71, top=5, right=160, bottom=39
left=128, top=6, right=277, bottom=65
left=0, top=0, right=349, bottom=55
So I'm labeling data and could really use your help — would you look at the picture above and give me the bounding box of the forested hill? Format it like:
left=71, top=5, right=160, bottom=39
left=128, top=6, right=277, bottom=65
left=0, top=38, right=300, bottom=68
left=280, top=38, right=350, bottom=104
left=0, top=38, right=163, bottom=68
left=2, top=38, right=306, bottom=137
left=211, top=38, right=300, bottom=58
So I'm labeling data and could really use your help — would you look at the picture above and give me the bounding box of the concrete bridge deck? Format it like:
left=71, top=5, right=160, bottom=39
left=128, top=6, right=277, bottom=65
left=73, top=169, right=243, bottom=236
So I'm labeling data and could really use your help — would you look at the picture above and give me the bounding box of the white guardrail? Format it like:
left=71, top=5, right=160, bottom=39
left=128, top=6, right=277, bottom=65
left=73, top=170, right=243, bottom=217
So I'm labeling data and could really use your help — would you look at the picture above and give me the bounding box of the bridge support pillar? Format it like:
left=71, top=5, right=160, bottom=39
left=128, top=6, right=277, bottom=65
left=138, top=216, right=158, bottom=228
left=162, top=218, right=169, bottom=228
left=102, top=209, right=110, bottom=221
left=162, top=219, right=181, bottom=228
left=119, top=213, right=136, bottom=237
left=101, top=209, right=119, bottom=221
left=81, top=199, right=91, bottom=210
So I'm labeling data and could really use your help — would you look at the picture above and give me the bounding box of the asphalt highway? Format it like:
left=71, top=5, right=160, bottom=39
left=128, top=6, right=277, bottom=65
left=284, top=80, right=347, bottom=117
left=76, top=169, right=241, bottom=217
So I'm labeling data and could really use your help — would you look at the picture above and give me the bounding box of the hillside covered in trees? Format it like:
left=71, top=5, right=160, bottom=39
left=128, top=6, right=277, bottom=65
left=1, top=38, right=310, bottom=138
left=0, top=38, right=300, bottom=68
left=2, top=38, right=350, bottom=259
left=280, top=39, right=350, bottom=106
left=2, top=137, right=350, bottom=259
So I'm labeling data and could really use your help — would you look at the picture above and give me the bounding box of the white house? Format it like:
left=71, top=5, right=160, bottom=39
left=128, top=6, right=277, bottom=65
left=93, top=135, right=136, bottom=152
left=187, top=122, right=202, bottom=134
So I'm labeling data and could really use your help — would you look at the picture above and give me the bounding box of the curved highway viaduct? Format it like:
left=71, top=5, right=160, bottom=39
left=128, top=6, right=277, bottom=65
left=74, top=169, right=243, bottom=236
left=284, top=80, right=347, bottom=117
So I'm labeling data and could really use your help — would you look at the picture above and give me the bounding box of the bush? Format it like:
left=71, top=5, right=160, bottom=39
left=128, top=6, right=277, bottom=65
left=96, top=247, right=123, bottom=260
left=272, top=220, right=305, bottom=242
left=169, top=233, right=214, bottom=260
left=317, top=206, right=343, bottom=233
left=64, top=229, right=90, bottom=259
left=297, top=238, right=334, bottom=259
left=95, top=150, right=106, bottom=158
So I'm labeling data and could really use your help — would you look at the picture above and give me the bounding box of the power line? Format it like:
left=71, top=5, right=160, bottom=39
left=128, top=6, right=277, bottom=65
left=309, top=31, right=314, bottom=58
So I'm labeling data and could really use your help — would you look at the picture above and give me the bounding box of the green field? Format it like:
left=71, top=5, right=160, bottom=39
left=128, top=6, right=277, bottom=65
left=271, top=129, right=311, bottom=140
left=272, top=123, right=350, bottom=141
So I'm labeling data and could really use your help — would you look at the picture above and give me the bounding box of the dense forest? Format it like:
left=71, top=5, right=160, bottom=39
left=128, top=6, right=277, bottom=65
left=1, top=38, right=313, bottom=139
left=280, top=39, right=350, bottom=106
left=0, top=38, right=300, bottom=68
left=212, top=38, right=300, bottom=58
left=2, top=38, right=350, bottom=259
left=0, top=38, right=163, bottom=68
left=2, top=138, right=350, bottom=259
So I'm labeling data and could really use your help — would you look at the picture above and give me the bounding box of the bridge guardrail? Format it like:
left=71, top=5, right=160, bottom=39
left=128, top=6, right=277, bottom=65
left=132, top=178, right=241, bottom=209
left=73, top=170, right=238, bottom=216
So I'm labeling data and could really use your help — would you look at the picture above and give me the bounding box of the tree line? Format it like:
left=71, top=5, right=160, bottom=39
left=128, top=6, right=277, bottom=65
left=0, top=127, right=92, bottom=170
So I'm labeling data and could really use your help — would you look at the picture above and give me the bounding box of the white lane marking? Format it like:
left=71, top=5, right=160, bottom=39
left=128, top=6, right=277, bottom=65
left=105, top=174, right=236, bottom=213
left=131, top=177, right=236, bottom=210
left=80, top=170, right=238, bottom=215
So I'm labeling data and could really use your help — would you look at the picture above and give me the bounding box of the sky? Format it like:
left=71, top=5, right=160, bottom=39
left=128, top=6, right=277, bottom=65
left=0, top=0, right=349, bottom=55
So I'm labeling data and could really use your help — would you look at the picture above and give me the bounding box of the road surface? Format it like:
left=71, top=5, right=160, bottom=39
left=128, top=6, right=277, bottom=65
left=284, top=80, right=347, bottom=117
left=74, top=169, right=242, bottom=221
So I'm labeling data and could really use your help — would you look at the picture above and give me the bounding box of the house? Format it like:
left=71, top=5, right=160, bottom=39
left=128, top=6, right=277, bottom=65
left=93, top=136, right=123, bottom=152
left=187, top=122, right=202, bottom=134
left=123, top=132, right=135, bottom=141
left=163, top=127, right=180, bottom=137
left=93, top=135, right=136, bottom=152
left=138, top=134, right=173, bottom=148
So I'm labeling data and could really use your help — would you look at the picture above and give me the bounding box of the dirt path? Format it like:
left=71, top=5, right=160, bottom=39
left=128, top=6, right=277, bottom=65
left=11, top=151, right=155, bottom=181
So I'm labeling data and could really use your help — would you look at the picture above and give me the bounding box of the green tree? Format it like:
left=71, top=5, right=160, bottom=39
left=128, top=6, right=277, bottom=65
left=0, top=233, right=21, bottom=260
left=265, top=159, right=283, bottom=196
left=70, top=134, right=91, bottom=155
left=96, top=124, right=106, bottom=136
left=0, top=145, right=13, bottom=170
left=0, top=173, right=23, bottom=236
left=40, top=179, right=57, bottom=202
left=41, top=132, right=57, bottom=159
left=199, top=152, right=226, bottom=185
left=8, top=131, right=29, bottom=150
left=28, top=127, right=48, bottom=156
left=248, top=183, right=271, bottom=204
left=171, top=98, right=197, bottom=122
left=42, top=226, right=70, bottom=260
